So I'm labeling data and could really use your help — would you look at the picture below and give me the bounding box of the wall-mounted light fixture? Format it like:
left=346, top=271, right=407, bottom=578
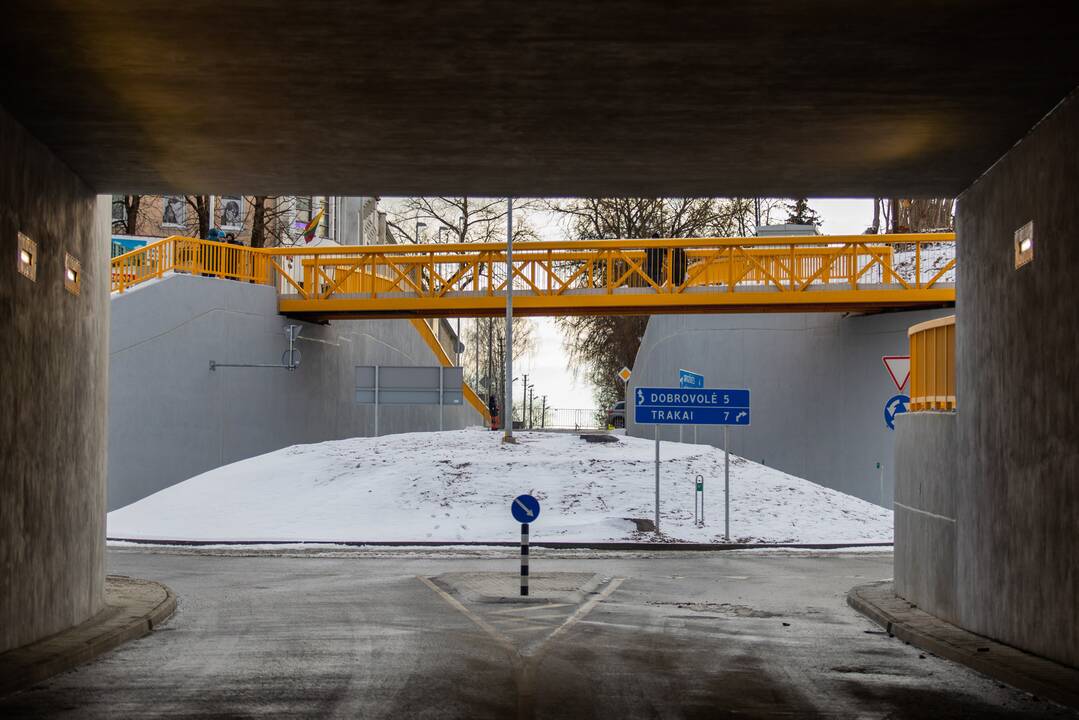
left=1014, top=221, right=1034, bottom=269
left=17, top=232, right=37, bottom=281
left=64, top=252, right=81, bottom=295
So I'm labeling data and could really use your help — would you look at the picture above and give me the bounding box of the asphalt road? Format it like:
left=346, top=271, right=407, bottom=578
left=3, top=548, right=1074, bottom=719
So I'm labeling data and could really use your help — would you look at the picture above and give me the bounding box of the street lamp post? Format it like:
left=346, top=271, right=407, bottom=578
left=503, top=198, right=514, bottom=442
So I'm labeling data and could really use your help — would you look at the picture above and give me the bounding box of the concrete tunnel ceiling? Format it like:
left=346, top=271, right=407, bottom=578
left=2, top=1, right=1079, bottom=198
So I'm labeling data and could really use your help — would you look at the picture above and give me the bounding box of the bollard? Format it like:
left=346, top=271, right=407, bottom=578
left=520, top=523, right=529, bottom=596
left=694, top=474, right=705, bottom=527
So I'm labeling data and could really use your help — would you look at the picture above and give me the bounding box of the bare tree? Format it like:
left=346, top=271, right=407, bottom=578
left=112, top=195, right=152, bottom=236
left=869, top=198, right=954, bottom=234
left=548, top=197, right=793, bottom=409
left=386, top=197, right=541, bottom=244
left=462, top=316, right=536, bottom=414
left=248, top=196, right=301, bottom=247
left=183, top=195, right=211, bottom=239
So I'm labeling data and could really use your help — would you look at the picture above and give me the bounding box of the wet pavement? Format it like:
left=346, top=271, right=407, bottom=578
left=2, top=548, right=1075, bottom=719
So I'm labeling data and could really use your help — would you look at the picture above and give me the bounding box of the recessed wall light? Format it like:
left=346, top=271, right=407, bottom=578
left=17, top=232, right=37, bottom=281
left=1014, top=221, right=1034, bottom=269
left=64, top=253, right=81, bottom=295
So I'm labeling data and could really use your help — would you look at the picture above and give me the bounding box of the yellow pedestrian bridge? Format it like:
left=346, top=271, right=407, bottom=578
left=111, top=233, right=955, bottom=320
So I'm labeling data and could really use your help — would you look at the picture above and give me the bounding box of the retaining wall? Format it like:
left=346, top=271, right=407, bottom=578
left=108, top=273, right=483, bottom=510
left=627, top=308, right=952, bottom=506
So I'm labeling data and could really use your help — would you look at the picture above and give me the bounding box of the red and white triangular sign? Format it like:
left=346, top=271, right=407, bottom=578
left=882, top=356, right=911, bottom=392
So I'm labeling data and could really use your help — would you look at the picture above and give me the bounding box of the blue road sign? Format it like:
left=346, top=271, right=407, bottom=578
left=679, top=369, right=705, bottom=389
left=634, top=386, right=751, bottom=426
left=511, top=494, right=541, bottom=524
left=884, top=394, right=909, bottom=430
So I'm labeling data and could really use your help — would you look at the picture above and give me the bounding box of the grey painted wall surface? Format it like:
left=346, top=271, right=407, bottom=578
left=627, top=308, right=952, bottom=507
left=0, top=108, right=109, bottom=653
left=951, top=90, right=1079, bottom=668
left=108, top=274, right=482, bottom=511
left=894, top=412, right=957, bottom=623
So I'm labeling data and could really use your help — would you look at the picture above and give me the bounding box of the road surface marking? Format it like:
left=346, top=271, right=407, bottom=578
left=416, top=576, right=515, bottom=652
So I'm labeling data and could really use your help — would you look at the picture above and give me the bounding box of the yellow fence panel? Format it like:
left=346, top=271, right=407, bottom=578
left=908, top=315, right=956, bottom=411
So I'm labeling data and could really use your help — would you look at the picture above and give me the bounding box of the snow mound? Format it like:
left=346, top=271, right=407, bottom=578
left=107, top=428, right=892, bottom=544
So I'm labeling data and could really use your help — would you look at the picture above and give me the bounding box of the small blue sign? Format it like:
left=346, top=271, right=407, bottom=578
left=634, top=386, right=751, bottom=426
left=511, top=494, right=541, bottom=524
left=884, top=394, right=910, bottom=430
left=679, top=369, right=705, bottom=389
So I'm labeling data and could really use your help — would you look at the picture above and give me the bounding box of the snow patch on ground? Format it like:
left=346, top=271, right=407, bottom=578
left=107, top=428, right=893, bottom=544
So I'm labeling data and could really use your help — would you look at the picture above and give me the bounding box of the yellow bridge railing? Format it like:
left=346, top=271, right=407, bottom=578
left=908, top=315, right=956, bottom=411
left=113, top=233, right=956, bottom=318
left=264, top=232, right=956, bottom=318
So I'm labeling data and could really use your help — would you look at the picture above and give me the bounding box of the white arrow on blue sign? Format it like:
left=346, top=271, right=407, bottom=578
left=634, top=386, right=751, bottom=426
left=678, top=369, right=705, bottom=389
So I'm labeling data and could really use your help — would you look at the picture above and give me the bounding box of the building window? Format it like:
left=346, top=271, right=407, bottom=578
left=220, top=196, right=243, bottom=230
left=295, top=196, right=312, bottom=223
left=162, top=196, right=186, bottom=228
left=111, top=195, right=127, bottom=224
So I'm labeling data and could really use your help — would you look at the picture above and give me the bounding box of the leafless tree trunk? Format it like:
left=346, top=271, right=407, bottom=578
left=249, top=196, right=268, bottom=248
left=185, top=195, right=210, bottom=238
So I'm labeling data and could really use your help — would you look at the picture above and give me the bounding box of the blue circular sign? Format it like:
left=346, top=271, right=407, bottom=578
left=511, top=494, right=541, bottom=524
left=884, top=394, right=910, bottom=431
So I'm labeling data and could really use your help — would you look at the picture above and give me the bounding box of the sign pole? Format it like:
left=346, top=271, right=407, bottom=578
left=520, top=522, right=529, bottom=596
left=655, top=425, right=661, bottom=533
left=724, top=425, right=730, bottom=541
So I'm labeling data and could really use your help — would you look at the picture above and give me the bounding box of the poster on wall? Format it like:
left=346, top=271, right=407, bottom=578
left=162, top=196, right=186, bottom=228
left=220, top=196, right=244, bottom=230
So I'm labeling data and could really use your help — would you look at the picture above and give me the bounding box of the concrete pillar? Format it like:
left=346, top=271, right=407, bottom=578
left=0, top=107, right=109, bottom=653
left=953, top=89, right=1079, bottom=667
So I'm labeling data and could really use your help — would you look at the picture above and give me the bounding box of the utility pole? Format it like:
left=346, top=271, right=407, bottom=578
left=528, top=386, right=535, bottom=429
left=503, top=198, right=514, bottom=442
left=541, top=396, right=547, bottom=429
left=521, top=373, right=529, bottom=427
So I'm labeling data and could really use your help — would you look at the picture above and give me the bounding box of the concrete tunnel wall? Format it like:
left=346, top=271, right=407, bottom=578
left=108, top=273, right=483, bottom=511
left=0, top=107, right=109, bottom=653
left=626, top=309, right=953, bottom=507
left=896, top=89, right=1079, bottom=668
left=953, top=90, right=1078, bottom=667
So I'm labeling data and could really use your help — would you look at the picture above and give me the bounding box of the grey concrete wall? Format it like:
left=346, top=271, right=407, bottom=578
left=108, top=273, right=483, bottom=510
left=894, top=412, right=958, bottom=623
left=951, top=90, right=1079, bottom=668
left=627, top=309, right=952, bottom=506
left=0, top=107, right=109, bottom=653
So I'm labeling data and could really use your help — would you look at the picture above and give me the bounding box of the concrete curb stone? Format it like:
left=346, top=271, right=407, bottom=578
left=847, top=581, right=1079, bottom=710
left=0, top=575, right=177, bottom=697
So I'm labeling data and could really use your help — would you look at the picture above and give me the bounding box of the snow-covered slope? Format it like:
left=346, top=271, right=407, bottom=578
left=107, top=428, right=892, bottom=544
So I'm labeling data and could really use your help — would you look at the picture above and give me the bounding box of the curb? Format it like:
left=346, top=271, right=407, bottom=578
left=0, top=575, right=177, bottom=697
left=847, top=581, right=1079, bottom=710
left=109, top=537, right=893, bottom=552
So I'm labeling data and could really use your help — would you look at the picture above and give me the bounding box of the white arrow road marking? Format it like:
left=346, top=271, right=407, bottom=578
left=514, top=498, right=534, bottom=517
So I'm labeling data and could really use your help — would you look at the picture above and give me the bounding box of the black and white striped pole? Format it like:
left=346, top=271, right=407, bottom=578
left=511, top=494, right=541, bottom=597
left=520, top=522, right=529, bottom=596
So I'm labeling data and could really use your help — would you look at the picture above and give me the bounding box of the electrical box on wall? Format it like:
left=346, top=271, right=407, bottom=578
left=1014, top=221, right=1034, bottom=269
